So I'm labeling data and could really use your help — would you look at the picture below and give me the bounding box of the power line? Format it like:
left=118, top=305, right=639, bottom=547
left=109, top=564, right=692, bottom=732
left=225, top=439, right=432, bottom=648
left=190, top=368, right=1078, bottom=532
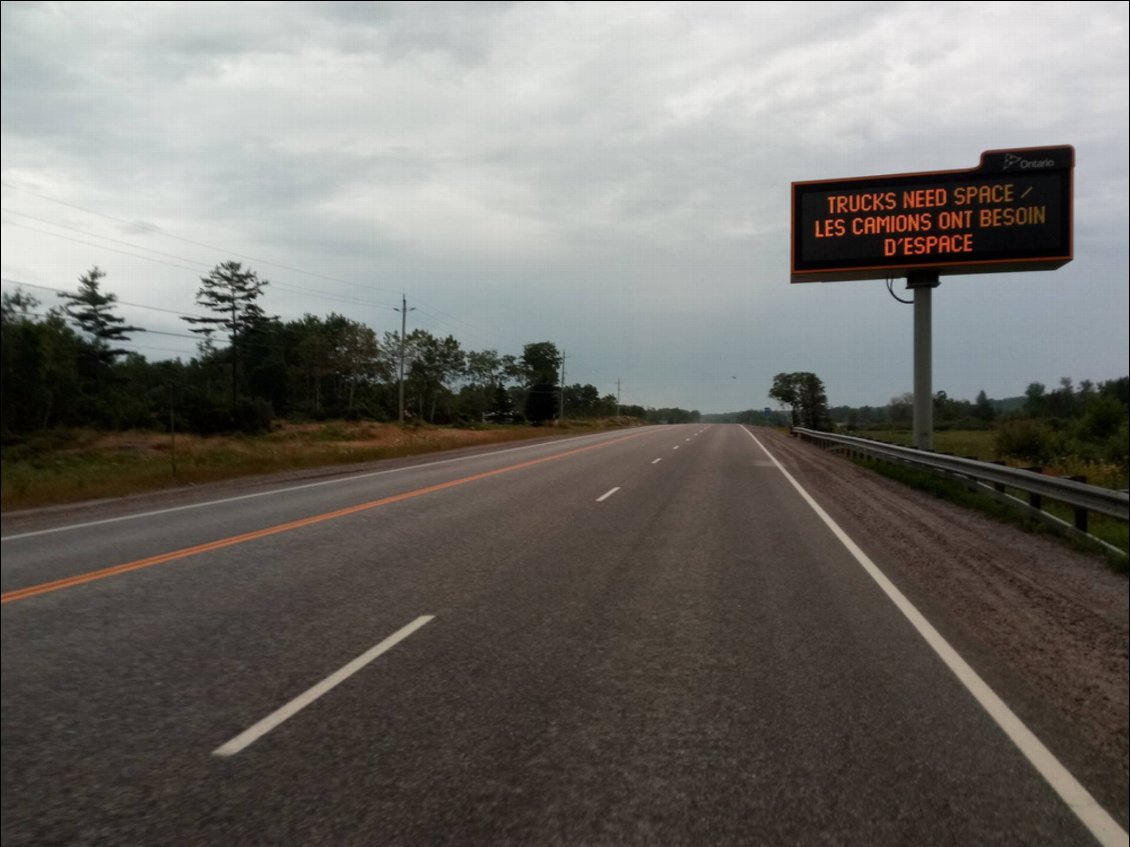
left=2, top=184, right=545, bottom=361
left=1, top=219, right=402, bottom=315
left=1, top=219, right=211, bottom=274
left=2, top=208, right=216, bottom=270
left=4, top=279, right=659, bottom=401
left=1, top=277, right=202, bottom=320
left=1, top=181, right=402, bottom=294
left=1, top=213, right=495, bottom=345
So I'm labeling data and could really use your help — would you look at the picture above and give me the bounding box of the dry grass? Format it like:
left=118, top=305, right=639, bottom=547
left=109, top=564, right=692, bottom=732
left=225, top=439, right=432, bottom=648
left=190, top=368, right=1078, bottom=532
left=1, top=421, right=617, bottom=511
left=857, top=429, right=1127, bottom=490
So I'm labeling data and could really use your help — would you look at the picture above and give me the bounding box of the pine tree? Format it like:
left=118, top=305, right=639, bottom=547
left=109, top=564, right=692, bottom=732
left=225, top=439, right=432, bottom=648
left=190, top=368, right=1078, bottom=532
left=57, top=266, right=141, bottom=363
left=182, top=261, right=272, bottom=408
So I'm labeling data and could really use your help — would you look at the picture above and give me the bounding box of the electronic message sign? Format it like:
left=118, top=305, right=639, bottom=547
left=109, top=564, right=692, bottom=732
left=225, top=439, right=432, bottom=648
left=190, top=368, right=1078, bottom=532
left=791, top=146, right=1073, bottom=283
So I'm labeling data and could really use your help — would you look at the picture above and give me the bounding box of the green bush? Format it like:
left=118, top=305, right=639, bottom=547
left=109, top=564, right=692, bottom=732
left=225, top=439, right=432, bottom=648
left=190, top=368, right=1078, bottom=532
left=994, top=418, right=1059, bottom=464
left=234, top=398, right=274, bottom=435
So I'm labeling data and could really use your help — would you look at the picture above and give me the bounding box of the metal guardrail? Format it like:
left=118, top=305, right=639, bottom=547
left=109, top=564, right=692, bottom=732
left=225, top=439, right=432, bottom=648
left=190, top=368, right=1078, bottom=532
left=791, top=427, right=1129, bottom=551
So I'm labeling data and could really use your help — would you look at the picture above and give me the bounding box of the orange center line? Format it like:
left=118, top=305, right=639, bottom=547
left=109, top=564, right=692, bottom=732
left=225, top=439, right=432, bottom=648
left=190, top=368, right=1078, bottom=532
left=2, top=431, right=647, bottom=605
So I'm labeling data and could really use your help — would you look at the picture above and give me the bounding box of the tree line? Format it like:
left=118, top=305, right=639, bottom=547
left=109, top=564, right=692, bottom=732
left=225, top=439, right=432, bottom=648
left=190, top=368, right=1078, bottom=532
left=703, top=373, right=833, bottom=429
left=1, top=264, right=700, bottom=439
left=991, top=377, right=1129, bottom=466
left=828, top=373, right=1127, bottom=467
left=711, top=368, right=1127, bottom=469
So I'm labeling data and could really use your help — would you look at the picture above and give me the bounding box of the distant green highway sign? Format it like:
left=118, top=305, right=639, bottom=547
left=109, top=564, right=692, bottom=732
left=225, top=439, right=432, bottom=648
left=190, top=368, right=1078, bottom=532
left=791, top=146, right=1073, bottom=282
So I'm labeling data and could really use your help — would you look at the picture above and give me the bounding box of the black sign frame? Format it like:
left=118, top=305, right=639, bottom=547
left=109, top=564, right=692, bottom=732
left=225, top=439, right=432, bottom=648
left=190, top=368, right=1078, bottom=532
left=790, top=146, right=1074, bottom=283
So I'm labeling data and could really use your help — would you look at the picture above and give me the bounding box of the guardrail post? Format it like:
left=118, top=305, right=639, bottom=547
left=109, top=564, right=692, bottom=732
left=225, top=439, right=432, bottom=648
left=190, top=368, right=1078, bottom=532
left=992, top=461, right=1007, bottom=493
left=1025, top=467, right=1043, bottom=510
left=1067, top=475, right=1089, bottom=532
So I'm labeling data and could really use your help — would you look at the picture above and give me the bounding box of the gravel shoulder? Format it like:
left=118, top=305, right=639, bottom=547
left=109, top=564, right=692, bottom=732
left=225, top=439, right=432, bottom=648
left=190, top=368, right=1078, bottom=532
left=752, top=426, right=1128, bottom=827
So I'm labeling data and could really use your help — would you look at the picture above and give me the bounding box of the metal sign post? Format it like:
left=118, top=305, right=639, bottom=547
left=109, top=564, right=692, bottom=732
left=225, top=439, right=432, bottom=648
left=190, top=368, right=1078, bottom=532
left=908, top=272, right=940, bottom=450
left=789, top=146, right=1074, bottom=450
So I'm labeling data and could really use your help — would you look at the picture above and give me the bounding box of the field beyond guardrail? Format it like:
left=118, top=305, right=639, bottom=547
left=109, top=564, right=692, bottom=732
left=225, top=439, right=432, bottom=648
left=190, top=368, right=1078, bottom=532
left=791, top=427, right=1129, bottom=557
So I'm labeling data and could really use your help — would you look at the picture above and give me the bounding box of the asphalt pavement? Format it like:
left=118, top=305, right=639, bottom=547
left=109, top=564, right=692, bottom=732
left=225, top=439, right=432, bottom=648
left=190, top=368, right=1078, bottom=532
left=1, top=424, right=1121, bottom=845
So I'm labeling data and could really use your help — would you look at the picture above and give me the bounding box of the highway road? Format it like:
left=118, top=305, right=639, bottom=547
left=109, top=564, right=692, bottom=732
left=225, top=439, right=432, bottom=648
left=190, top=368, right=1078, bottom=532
left=2, top=424, right=1125, bottom=845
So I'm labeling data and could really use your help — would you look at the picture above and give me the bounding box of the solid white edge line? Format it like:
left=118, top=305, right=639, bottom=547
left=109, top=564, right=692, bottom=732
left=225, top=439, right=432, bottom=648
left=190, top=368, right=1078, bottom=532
left=596, top=487, right=621, bottom=503
left=213, top=615, right=435, bottom=758
left=3, top=428, right=660, bottom=542
left=742, top=427, right=1128, bottom=847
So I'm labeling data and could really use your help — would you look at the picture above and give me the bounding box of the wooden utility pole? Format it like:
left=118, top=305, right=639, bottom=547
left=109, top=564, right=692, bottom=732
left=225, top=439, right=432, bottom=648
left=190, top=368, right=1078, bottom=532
left=395, top=294, right=415, bottom=423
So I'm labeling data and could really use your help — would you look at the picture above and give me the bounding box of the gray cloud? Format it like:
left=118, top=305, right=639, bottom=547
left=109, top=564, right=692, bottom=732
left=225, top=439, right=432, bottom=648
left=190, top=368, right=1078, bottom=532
left=3, top=1, right=1127, bottom=411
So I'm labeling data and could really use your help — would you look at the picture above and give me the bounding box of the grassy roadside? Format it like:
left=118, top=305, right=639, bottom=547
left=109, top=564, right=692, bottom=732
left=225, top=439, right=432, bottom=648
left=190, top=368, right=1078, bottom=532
left=844, top=438, right=1129, bottom=567
left=1, top=419, right=640, bottom=512
left=852, top=428, right=1128, bottom=490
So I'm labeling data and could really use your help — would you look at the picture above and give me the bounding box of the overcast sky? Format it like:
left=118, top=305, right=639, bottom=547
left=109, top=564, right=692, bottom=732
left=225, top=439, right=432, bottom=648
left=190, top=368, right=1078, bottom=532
left=2, top=1, right=1127, bottom=413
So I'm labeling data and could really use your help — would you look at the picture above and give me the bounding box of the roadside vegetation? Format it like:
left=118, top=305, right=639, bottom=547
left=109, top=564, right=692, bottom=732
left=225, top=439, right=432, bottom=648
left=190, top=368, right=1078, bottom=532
left=838, top=376, right=1129, bottom=491
left=828, top=375, right=1129, bottom=564
left=2, top=264, right=696, bottom=510
left=850, top=428, right=1127, bottom=492
left=1, top=419, right=641, bottom=511
left=3, top=266, right=699, bottom=438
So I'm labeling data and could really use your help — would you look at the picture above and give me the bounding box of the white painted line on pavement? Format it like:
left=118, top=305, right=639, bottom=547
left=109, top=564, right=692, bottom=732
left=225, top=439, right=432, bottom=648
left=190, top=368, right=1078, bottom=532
left=652, top=459, right=662, bottom=465
left=741, top=427, right=1128, bottom=847
left=213, top=615, right=435, bottom=758
left=672, top=446, right=679, bottom=450
left=596, top=487, right=621, bottom=502
left=3, top=429, right=647, bottom=542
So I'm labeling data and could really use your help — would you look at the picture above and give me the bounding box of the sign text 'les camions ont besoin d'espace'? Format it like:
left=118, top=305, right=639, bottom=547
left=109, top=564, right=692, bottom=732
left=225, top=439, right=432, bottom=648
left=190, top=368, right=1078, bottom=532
left=790, top=146, right=1074, bottom=283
